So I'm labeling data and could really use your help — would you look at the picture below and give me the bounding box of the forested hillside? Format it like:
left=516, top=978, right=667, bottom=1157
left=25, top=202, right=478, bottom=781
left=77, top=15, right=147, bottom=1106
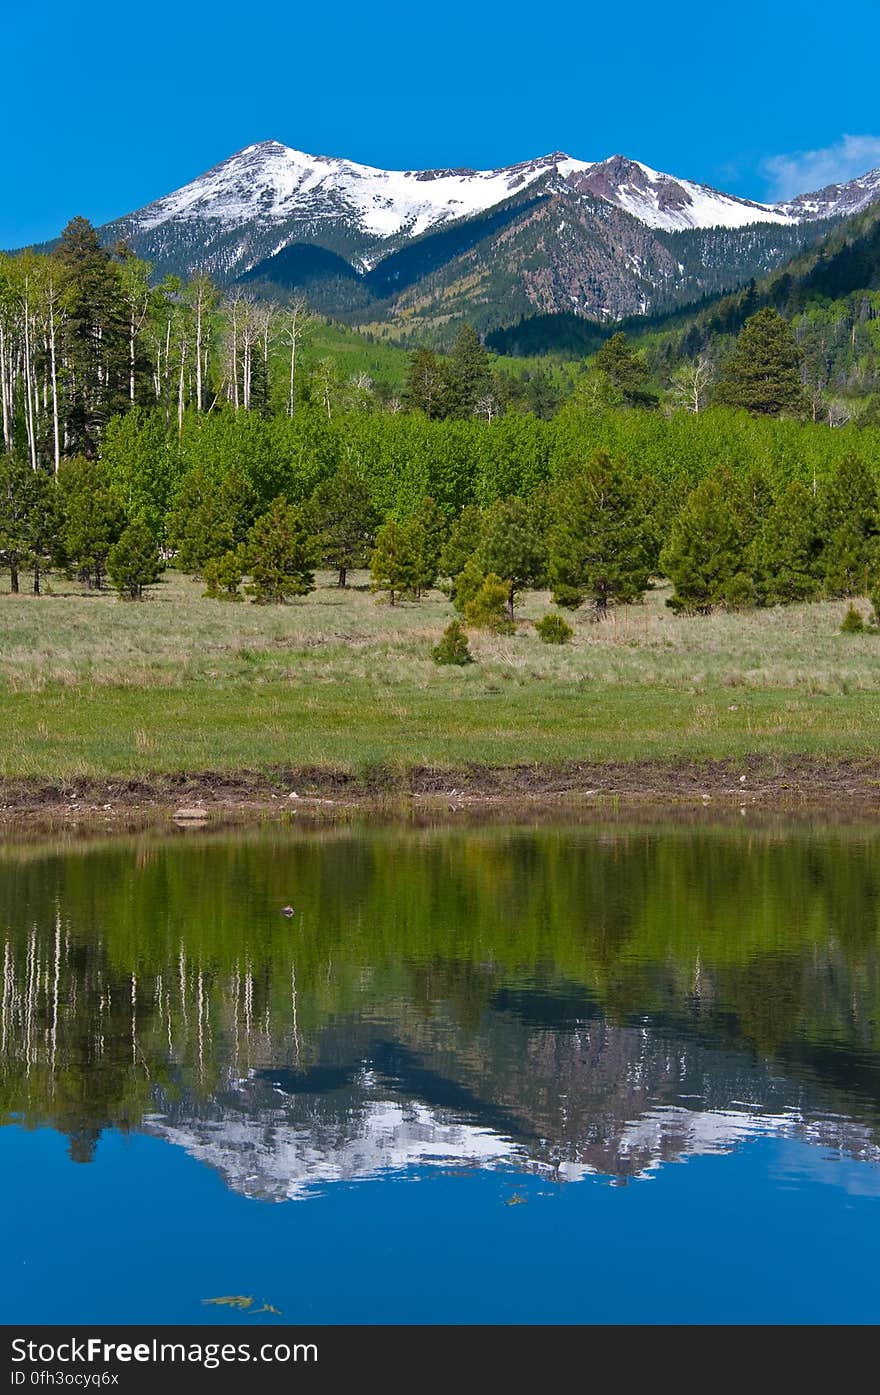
left=2, top=213, right=880, bottom=626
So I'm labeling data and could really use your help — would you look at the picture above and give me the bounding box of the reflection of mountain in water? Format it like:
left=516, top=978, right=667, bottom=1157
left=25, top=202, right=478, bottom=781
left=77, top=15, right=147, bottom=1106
left=2, top=825, right=880, bottom=1198
left=142, top=1006, right=880, bottom=1202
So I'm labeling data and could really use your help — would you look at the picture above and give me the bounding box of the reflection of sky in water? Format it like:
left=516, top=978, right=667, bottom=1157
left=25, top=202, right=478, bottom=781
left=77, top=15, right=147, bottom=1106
left=771, top=1138, right=880, bottom=1198
left=1, top=824, right=880, bottom=1320
left=3, top=1126, right=880, bottom=1324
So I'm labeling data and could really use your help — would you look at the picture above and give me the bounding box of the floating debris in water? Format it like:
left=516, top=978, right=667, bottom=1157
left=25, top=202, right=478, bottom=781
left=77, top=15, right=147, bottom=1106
left=505, top=1194, right=528, bottom=1206
left=203, top=1296, right=254, bottom=1310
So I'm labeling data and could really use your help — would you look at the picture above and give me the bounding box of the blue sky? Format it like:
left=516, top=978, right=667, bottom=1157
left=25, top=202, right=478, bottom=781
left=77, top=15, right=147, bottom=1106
left=3, top=0, right=879, bottom=247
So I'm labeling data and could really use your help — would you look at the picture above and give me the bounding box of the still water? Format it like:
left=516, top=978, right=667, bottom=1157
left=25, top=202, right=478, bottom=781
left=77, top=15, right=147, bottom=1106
left=1, top=820, right=879, bottom=1324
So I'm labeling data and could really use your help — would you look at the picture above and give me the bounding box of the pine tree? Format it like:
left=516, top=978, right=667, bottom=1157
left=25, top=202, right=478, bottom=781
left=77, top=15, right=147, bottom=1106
left=439, top=505, right=484, bottom=595
left=547, top=451, right=649, bottom=614
left=463, top=573, right=512, bottom=631
left=480, top=496, right=547, bottom=620
left=535, top=613, right=574, bottom=644
left=714, top=308, right=807, bottom=416
left=107, top=520, right=164, bottom=599
left=370, top=519, right=419, bottom=605
left=818, top=453, right=880, bottom=596
left=203, top=550, right=245, bottom=601
left=25, top=468, right=61, bottom=595
left=168, top=467, right=255, bottom=576
left=431, top=620, right=473, bottom=666
left=447, top=324, right=492, bottom=417
left=752, top=480, right=822, bottom=604
left=0, top=455, right=35, bottom=593
left=451, top=555, right=489, bottom=615
left=308, top=461, right=378, bottom=587
left=245, top=498, right=316, bottom=603
left=660, top=475, right=749, bottom=612
left=840, top=604, right=866, bottom=633
left=594, top=333, right=656, bottom=408
left=56, top=218, right=130, bottom=455
left=404, top=348, right=452, bottom=419
left=58, top=457, right=127, bottom=589
left=406, top=496, right=447, bottom=595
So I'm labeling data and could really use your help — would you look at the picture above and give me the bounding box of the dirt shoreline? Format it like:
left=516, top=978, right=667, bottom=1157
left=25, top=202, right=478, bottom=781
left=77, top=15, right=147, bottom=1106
left=1, top=756, right=879, bottom=836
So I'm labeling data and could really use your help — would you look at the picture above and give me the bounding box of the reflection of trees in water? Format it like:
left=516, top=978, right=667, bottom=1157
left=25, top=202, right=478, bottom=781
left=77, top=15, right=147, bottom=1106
left=0, top=823, right=879, bottom=1172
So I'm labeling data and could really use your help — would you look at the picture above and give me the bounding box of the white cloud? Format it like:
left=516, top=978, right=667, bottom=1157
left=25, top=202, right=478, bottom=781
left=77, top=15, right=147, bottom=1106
left=762, top=134, right=880, bottom=202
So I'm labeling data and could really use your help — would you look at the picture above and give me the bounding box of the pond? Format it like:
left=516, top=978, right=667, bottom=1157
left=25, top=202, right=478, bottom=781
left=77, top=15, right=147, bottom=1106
left=1, top=819, right=879, bottom=1324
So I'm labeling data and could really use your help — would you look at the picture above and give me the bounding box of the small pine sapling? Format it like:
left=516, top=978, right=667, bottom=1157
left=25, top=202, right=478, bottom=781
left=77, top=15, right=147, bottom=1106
left=431, top=620, right=473, bottom=666
left=535, top=613, right=574, bottom=644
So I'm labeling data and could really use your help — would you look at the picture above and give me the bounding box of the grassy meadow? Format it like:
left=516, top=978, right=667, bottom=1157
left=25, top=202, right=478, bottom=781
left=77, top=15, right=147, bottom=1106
left=1, top=570, right=879, bottom=784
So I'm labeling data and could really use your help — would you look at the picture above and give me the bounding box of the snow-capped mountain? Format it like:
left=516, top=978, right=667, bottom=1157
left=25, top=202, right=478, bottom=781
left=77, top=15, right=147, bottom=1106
left=132, top=141, right=563, bottom=252
left=777, top=165, right=880, bottom=221
left=117, top=139, right=839, bottom=249
left=97, top=140, right=880, bottom=336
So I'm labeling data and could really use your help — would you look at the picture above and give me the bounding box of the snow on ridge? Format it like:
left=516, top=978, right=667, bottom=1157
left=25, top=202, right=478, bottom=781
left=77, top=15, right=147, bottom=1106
left=133, top=140, right=564, bottom=240
left=126, top=139, right=880, bottom=247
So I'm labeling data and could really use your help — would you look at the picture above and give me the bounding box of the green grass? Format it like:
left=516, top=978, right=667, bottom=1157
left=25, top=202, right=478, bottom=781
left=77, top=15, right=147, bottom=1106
left=1, top=570, right=879, bottom=781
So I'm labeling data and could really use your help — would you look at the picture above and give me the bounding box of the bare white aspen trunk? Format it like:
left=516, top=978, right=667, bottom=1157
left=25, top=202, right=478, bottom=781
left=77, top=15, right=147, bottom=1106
left=48, top=290, right=61, bottom=473
left=178, top=340, right=187, bottom=432
left=22, top=282, right=38, bottom=470
left=0, top=321, right=9, bottom=451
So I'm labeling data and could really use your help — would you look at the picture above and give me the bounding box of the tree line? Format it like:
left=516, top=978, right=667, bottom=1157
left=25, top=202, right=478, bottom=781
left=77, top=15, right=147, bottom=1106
left=2, top=441, right=878, bottom=622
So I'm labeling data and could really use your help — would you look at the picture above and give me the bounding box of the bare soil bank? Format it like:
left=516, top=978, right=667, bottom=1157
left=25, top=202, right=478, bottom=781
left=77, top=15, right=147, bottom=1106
left=1, top=756, right=879, bottom=836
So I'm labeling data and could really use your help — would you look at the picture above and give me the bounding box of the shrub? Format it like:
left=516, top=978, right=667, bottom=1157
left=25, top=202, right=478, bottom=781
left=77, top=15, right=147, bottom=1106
left=464, top=574, right=514, bottom=632
left=203, top=550, right=245, bottom=601
left=431, top=620, right=473, bottom=666
left=451, top=555, right=488, bottom=614
left=840, top=605, right=866, bottom=633
left=722, top=572, right=756, bottom=611
left=106, top=521, right=163, bottom=599
left=535, top=612, right=574, bottom=644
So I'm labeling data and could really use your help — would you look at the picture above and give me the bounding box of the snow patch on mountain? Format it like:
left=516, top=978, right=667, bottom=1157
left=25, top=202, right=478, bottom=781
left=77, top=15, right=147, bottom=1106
left=129, top=141, right=807, bottom=249
left=134, top=141, right=558, bottom=241
left=557, top=155, right=792, bottom=231
left=777, top=165, right=880, bottom=220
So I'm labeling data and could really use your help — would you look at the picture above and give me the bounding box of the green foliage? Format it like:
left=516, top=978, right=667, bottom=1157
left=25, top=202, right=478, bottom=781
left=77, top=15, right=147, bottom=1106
left=535, top=612, right=574, bottom=644
left=58, top=457, right=127, bottom=589
left=245, top=498, right=316, bottom=603
left=464, top=574, right=513, bottom=631
left=307, top=460, right=379, bottom=586
left=480, top=495, right=547, bottom=619
left=106, top=520, right=164, bottom=599
left=405, top=348, right=453, bottom=419
left=840, top=604, right=866, bottom=633
left=753, top=480, right=822, bottom=604
left=203, top=550, right=245, bottom=601
left=370, top=519, right=419, bottom=605
left=594, top=333, right=657, bottom=408
left=548, top=450, right=649, bottom=614
left=406, top=496, right=447, bottom=595
left=0, top=456, right=60, bottom=594
left=447, top=324, right=492, bottom=417
left=439, top=505, right=484, bottom=594
left=714, top=308, right=807, bottom=417
left=819, top=453, right=880, bottom=596
left=451, top=555, right=489, bottom=615
left=431, top=620, right=473, bottom=666
left=56, top=218, right=131, bottom=455
left=168, top=467, right=255, bottom=575
left=660, top=474, right=747, bottom=613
